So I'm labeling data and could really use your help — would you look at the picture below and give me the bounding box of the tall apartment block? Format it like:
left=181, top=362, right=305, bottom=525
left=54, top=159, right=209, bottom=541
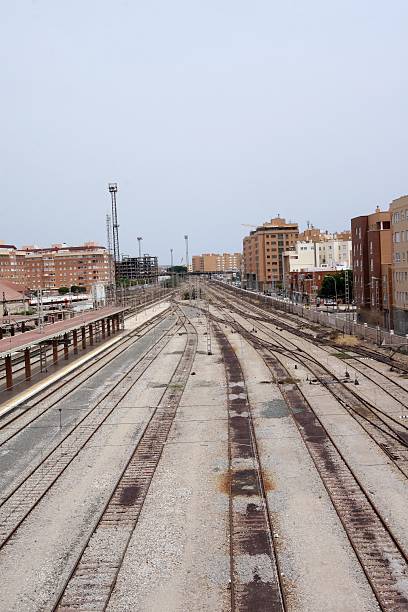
left=191, top=252, right=242, bottom=273
left=351, top=207, right=392, bottom=328
left=0, top=242, right=113, bottom=292
left=390, top=195, right=408, bottom=334
left=243, top=217, right=299, bottom=291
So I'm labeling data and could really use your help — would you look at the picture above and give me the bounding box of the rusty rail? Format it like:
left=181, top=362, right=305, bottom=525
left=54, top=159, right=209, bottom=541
left=213, top=296, right=408, bottom=610
left=214, top=323, right=285, bottom=611
left=53, top=318, right=198, bottom=611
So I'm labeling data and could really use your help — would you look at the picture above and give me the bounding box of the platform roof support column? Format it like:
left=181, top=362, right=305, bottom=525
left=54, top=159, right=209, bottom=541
left=24, top=348, right=31, bottom=380
left=102, top=319, right=106, bottom=339
left=81, top=326, right=86, bottom=349
left=53, top=338, right=58, bottom=364
left=5, top=355, right=12, bottom=390
left=73, top=329, right=78, bottom=354
left=107, top=318, right=111, bottom=336
left=0, top=328, right=3, bottom=340
left=10, top=325, right=15, bottom=337
left=89, top=323, right=94, bottom=346
left=63, top=333, right=69, bottom=360
left=21, top=321, right=26, bottom=333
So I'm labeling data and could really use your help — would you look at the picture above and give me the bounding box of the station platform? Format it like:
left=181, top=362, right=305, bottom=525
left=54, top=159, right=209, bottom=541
left=0, top=306, right=125, bottom=391
left=0, top=301, right=169, bottom=418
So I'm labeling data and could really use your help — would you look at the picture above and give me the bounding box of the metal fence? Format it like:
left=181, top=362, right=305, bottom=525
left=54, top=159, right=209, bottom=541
left=214, top=281, right=408, bottom=351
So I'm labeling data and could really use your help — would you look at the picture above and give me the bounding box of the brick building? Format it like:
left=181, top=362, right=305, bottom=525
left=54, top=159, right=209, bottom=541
left=0, top=242, right=113, bottom=292
left=351, top=207, right=391, bottom=327
left=191, top=252, right=242, bottom=273
left=243, top=217, right=299, bottom=291
left=288, top=270, right=333, bottom=303
left=390, top=195, right=408, bottom=334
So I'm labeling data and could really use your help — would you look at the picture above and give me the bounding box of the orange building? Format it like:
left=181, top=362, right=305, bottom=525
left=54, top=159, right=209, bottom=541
left=243, top=217, right=299, bottom=291
left=0, top=242, right=113, bottom=292
left=192, top=252, right=242, bottom=273
left=390, top=195, right=408, bottom=333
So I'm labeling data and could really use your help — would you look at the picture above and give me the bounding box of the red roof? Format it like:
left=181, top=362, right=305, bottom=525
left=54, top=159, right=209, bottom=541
left=0, top=279, right=29, bottom=301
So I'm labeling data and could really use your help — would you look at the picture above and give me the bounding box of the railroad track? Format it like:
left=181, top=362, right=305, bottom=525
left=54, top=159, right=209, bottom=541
left=0, top=305, right=172, bottom=445
left=211, top=298, right=408, bottom=611
left=213, top=280, right=408, bottom=374
left=214, top=322, right=285, bottom=611
left=52, top=315, right=198, bottom=611
left=0, top=311, right=183, bottom=549
left=211, top=291, right=408, bottom=479
left=209, top=286, right=408, bottom=419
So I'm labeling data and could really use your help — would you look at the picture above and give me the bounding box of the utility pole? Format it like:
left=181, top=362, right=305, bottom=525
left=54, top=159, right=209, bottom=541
left=37, top=288, right=44, bottom=331
left=137, top=236, right=143, bottom=258
left=170, top=248, right=174, bottom=288
left=184, top=234, right=191, bottom=305
left=2, top=291, right=8, bottom=317
left=108, top=183, right=120, bottom=286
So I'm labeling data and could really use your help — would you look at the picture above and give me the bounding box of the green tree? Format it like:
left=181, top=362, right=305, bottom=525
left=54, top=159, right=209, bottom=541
left=71, top=285, right=87, bottom=294
left=318, top=271, right=353, bottom=301
left=58, top=286, right=70, bottom=295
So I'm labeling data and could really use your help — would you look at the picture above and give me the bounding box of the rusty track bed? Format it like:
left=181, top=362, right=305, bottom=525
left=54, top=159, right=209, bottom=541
left=53, top=318, right=197, bottom=611
left=0, top=315, right=182, bottom=550
left=213, top=296, right=408, bottom=611
left=212, top=290, right=408, bottom=478
left=214, top=323, right=285, bottom=612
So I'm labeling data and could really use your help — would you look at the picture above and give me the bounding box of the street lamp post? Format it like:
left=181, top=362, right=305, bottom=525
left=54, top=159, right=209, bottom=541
left=326, top=276, right=338, bottom=311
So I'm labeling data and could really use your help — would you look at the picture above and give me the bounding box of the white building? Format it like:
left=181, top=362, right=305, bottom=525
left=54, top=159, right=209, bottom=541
left=317, top=239, right=351, bottom=268
left=286, top=239, right=352, bottom=273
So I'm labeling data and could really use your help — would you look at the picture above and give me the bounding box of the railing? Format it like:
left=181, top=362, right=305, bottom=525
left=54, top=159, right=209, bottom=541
left=213, top=281, right=408, bottom=351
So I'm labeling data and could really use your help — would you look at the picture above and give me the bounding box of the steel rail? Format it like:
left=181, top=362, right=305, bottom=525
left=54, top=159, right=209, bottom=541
left=0, top=314, right=182, bottom=550
left=52, top=313, right=198, bottom=611
left=211, top=291, right=408, bottom=479
left=211, top=298, right=408, bottom=611
left=0, top=307, right=171, bottom=444
left=214, top=321, right=285, bottom=612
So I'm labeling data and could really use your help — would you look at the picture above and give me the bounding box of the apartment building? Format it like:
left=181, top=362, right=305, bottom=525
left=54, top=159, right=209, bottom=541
left=191, top=252, right=242, bottom=273
left=286, top=237, right=351, bottom=273
left=0, top=242, right=113, bottom=291
left=351, top=207, right=391, bottom=327
left=317, top=239, right=352, bottom=268
left=243, top=217, right=299, bottom=291
left=390, top=195, right=408, bottom=334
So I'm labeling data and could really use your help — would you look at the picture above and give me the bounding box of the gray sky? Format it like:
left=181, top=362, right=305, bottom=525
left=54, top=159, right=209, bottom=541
left=2, top=1, right=408, bottom=264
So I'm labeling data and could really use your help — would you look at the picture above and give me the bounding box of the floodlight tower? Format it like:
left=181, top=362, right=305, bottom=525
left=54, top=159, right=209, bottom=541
left=137, top=236, right=143, bottom=258
left=108, top=183, right=120, bottom=282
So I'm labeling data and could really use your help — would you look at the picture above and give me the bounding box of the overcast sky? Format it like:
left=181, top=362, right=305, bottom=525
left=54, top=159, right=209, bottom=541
left=2, top=1, right=408, bottom=264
